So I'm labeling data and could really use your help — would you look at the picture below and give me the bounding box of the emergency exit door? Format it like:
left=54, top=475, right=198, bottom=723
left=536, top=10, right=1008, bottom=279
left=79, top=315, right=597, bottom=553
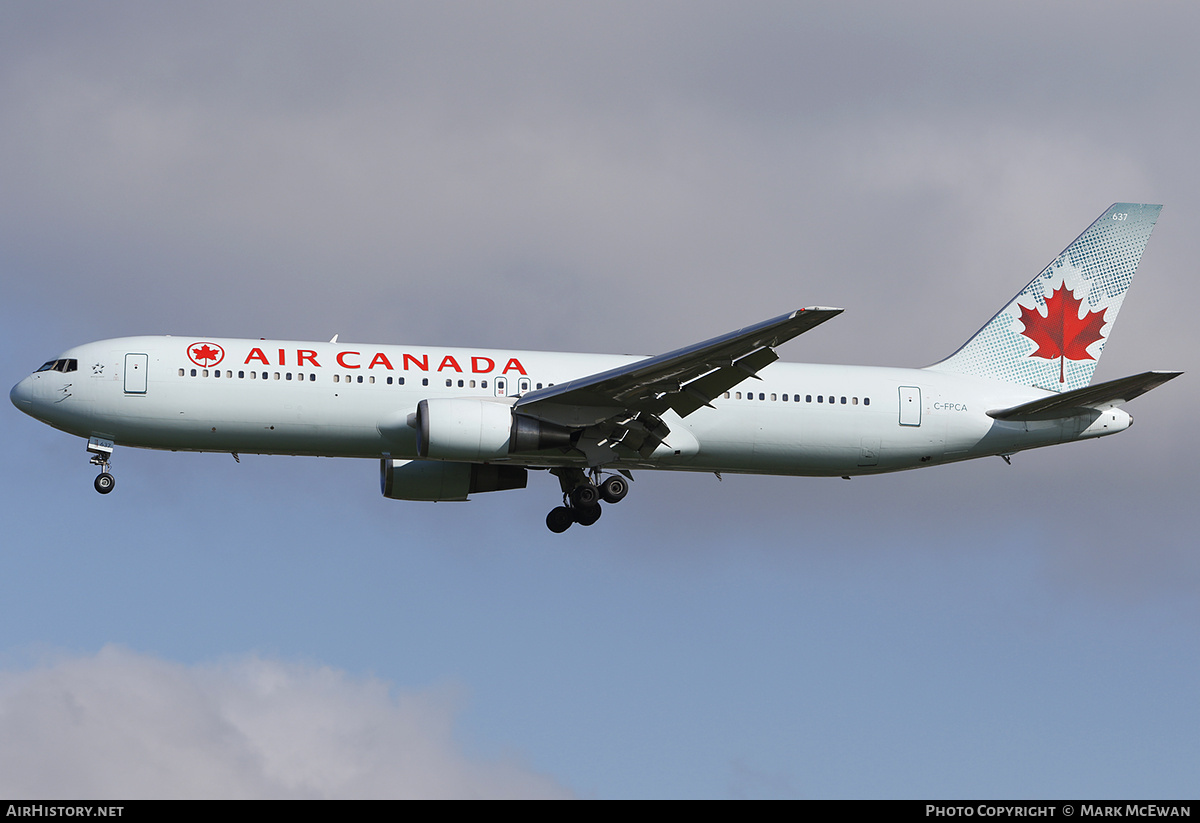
left=494, top=376, right=533, bottom=397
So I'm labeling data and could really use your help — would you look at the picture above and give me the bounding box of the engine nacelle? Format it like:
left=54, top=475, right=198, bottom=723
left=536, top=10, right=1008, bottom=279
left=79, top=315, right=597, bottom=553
left=414, top=398, right=574, bottom=460
left=415, top=398, right=513, bottom=460
left=380, top=458, right=527, bottom=502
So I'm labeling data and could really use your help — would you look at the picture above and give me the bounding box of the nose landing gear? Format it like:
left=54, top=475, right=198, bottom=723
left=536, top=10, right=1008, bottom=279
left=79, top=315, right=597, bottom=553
left=545, top=468, right=630, bottom=533
left=93, top=470, right=115, bottom=494
left=87, top=436, right=116, bottom=495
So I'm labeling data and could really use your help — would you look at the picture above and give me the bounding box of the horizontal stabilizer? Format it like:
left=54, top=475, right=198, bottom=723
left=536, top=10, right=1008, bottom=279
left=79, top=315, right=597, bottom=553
left=987, top=370, right=1182, bottom=421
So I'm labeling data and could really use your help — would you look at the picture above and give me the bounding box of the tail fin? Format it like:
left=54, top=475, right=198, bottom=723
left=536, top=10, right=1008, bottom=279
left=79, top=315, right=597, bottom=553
left=927, top=203, right=1162, bottom=392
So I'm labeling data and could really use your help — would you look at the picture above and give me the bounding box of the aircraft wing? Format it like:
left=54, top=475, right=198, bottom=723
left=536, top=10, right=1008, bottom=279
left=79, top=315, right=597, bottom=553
left=513, top=307, right=842, bottom=462
left=987, top=370, right=1182, bottom=421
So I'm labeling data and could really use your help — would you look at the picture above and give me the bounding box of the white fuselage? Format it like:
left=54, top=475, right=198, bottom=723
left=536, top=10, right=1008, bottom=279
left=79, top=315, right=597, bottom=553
left=10, top=335, right=1132, bottom=478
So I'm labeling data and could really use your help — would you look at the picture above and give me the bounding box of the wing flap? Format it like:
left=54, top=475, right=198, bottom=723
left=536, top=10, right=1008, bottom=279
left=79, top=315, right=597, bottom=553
left=672, top=346, right=780, bottom=417
left=987, top=370, right=1182, bottom=421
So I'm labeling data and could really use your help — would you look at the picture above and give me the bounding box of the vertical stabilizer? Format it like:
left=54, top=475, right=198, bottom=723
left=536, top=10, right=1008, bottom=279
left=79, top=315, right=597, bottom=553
left=927, top=203, right=1161, bottom=392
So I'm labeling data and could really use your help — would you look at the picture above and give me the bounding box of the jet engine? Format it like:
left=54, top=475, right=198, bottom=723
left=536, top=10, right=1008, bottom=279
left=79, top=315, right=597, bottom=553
left=380, top=458, right=527, bottom=502
left=413, top=398, right=573, bottom=461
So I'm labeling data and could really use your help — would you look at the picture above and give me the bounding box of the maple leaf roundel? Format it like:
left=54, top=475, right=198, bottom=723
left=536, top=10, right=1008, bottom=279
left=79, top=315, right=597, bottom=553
left=1017, top=284, right=1107, bottom=383
left=188, top=342, right=225, bottom=368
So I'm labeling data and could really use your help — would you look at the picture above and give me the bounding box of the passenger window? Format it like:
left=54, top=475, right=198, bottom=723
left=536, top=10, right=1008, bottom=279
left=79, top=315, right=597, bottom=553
left=178, top=368, right=184, bottom=377
left=274, top=372, right=280, bottom=380
left=369, top=376, right=375, bottom=384
left=736, top=392, right=742, bottom=399
left=480, top=380, right=486, bottom=388
left=399, top=377, right=405, bottom=385
left=422, top=378, right=428, bottom=386
left=214, top=370, right=220, bottom=378
left=357, top=375, right=363, bottom=383
left=865, top=398, right=871, bottom=406
left=841, top=396, right=846, bottom=404
left=239, top=371, right=245, bottom=378
left=333, top=374, right=340, bottom=383
left=771, top=393, right=777, bottom=401
left=286, top=373, right=292, bottom=380
left=852, top=397, right=858, bottom=405
left=445, top=379, right=452, bottom=387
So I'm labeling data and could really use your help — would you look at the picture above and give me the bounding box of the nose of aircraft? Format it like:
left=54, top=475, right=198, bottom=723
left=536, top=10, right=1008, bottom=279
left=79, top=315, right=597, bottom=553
left=10, top=376, right=33, bottom=412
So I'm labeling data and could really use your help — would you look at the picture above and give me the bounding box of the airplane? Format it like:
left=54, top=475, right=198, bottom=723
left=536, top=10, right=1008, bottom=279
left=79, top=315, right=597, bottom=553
left=10, top=203, right=1181, bottom=533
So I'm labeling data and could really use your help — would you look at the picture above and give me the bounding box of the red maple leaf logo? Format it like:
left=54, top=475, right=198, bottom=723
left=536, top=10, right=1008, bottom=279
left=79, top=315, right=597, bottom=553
left=1017, top=284, right=1107, bottom=383
left=188, top=342, right=224, bottom=367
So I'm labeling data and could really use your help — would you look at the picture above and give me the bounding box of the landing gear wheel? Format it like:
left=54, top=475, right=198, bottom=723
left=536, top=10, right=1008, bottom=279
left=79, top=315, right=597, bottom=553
left=573, top=505, right=603, bottom=526
left=546, top=506, right=574, bottom=533
left=600, top=475, right=629, bottom=504
left=569, top=483, right=600, bottom=509
left=94, top=473, right=115, bottom=494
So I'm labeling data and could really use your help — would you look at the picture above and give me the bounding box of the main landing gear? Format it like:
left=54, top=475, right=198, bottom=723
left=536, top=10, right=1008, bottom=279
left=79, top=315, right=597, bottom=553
left=545, top=468, right=630, bottom=533
left=87, top=437, right=116, bottom=495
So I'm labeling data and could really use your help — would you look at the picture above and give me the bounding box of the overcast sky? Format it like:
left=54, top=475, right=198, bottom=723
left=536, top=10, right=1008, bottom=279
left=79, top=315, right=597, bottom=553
left=2, top=1, right=1197, bottom=798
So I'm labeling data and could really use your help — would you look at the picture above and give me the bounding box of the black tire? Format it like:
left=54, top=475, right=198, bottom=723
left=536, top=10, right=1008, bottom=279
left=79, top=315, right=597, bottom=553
left=573, top=504, right=603, bottom=526
left=94, top=473, right=115, bottom=495
left=546, top=506, right=574, bottom=533
left=600, top=475, right=629, bottom=504
left=569, top=483, right=600, bottom=509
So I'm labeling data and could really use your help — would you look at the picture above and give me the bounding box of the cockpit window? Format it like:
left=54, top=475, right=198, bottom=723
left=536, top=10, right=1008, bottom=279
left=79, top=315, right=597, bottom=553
left=35, top=359, right=78, bottom=373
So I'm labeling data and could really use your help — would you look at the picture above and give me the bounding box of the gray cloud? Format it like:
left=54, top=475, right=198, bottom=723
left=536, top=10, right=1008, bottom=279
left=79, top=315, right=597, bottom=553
left=2, top=4, right=1194, bottom=353
left=0, top=646, right=571, bottom=799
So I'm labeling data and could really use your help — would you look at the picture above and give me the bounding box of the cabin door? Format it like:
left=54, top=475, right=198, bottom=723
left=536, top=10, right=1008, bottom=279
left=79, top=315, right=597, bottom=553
left=124, top=353, right=148, bottom=394
left=898, top=386, right=921, bottom=426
